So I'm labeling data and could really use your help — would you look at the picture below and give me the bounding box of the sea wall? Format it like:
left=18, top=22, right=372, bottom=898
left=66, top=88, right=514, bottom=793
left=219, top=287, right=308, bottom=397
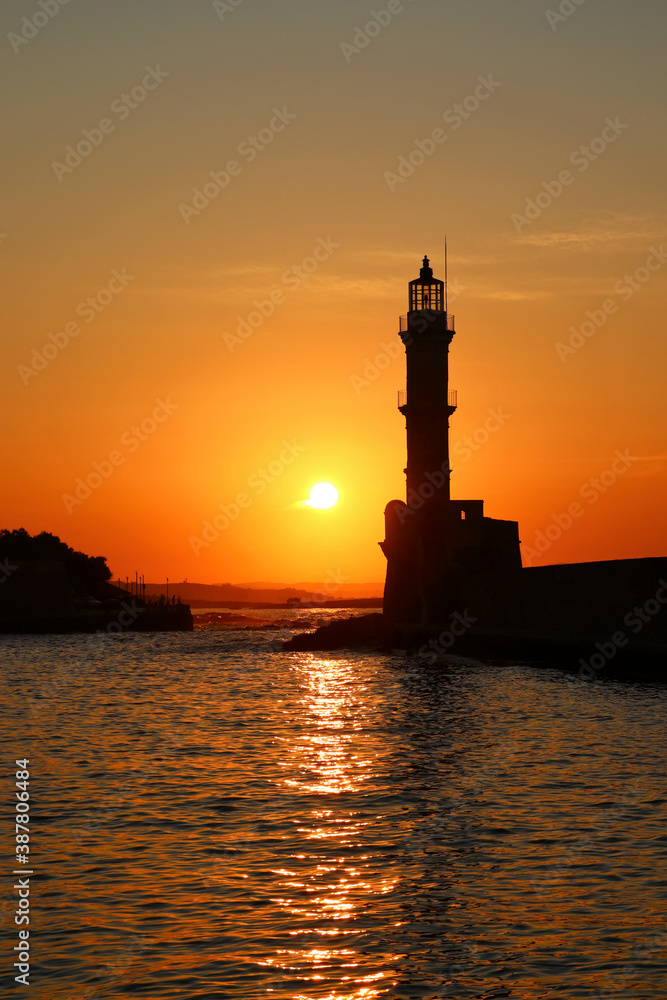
left=518, top=558, right=667, bottom=647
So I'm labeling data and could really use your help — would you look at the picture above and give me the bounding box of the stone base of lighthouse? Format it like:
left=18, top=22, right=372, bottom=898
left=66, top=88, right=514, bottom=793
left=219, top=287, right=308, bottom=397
left=380, top=497, right=522, bottom=626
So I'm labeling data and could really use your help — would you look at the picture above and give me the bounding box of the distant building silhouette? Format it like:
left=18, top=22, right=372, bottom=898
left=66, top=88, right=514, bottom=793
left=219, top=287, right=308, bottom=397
left=381, top=257, right=521, bottom=624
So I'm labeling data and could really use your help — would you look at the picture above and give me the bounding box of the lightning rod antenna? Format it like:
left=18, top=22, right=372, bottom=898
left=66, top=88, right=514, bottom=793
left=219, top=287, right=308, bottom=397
left=444, top=234, right=448, bottom=313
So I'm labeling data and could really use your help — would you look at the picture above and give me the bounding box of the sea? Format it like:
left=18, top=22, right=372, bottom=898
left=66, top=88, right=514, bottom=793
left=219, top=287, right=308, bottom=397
left=1, top=608, right=666, bottom=999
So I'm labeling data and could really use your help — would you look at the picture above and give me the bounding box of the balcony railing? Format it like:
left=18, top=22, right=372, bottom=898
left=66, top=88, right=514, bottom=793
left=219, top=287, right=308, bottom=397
left=399, top=312, right=455, bottom=333
left=397, top=389, right=458, bottom=409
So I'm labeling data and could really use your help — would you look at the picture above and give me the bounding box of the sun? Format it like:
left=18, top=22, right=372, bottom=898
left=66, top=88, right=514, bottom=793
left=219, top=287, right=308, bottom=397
left=306, top=482, right=339, bottom=509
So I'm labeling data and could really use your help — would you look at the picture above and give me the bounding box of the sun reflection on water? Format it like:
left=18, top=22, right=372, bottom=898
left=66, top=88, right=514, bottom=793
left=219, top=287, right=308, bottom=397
left=264, top=656, right=400, bottom=996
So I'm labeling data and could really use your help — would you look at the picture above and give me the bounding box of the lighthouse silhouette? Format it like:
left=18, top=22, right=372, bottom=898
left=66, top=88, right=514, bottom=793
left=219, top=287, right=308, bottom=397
left=381, top=255, right=522, bottom=625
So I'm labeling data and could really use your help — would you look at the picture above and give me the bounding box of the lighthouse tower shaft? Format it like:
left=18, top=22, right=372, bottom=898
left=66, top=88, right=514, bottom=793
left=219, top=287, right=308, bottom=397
left=398, top=256, right=456, bottom=506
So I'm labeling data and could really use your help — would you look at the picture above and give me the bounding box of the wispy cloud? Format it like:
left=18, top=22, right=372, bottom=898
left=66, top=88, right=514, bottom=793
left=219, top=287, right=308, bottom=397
left=471, top=285, right=552, bottom=301
left=515, top=212, right=666, bottom=251
left=628, top=453, right=667, bottom=478
left=138, top=267, right=400, bottom=303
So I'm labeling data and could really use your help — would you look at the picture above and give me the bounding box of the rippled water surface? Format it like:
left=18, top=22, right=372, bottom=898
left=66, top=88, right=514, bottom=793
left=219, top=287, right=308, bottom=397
left=1, top=613, right=666, bottom=998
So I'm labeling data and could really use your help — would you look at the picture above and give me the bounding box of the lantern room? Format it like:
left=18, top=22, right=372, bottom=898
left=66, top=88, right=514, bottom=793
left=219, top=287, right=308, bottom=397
left=408, top=255, right=444, bottom=312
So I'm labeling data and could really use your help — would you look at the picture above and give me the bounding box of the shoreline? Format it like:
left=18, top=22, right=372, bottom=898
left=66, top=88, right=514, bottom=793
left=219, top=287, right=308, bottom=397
left=282, top=612, right=667, bottom=684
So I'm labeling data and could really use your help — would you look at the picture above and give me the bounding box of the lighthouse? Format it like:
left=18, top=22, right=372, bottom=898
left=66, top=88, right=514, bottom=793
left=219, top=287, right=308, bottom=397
left=381, top=256, right=521, bottom=626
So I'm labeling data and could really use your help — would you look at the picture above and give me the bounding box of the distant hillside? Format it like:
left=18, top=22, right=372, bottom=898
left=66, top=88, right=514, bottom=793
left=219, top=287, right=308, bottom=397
left=143, top=581, right=383, bottom=603
left=241, top=581, right=384, bottom=598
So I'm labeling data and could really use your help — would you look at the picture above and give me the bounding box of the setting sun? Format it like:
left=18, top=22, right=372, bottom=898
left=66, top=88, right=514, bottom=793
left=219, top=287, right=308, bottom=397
left=306, top=482, right=339, bottom=509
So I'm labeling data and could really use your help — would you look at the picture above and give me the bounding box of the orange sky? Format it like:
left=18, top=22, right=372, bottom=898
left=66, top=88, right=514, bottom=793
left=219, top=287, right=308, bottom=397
left=3, top=0, right=666, bottom=586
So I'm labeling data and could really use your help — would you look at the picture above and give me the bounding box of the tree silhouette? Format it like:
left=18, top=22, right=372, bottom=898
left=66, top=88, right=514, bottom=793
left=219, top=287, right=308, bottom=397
left=0, top=529, right=111, bottom=592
